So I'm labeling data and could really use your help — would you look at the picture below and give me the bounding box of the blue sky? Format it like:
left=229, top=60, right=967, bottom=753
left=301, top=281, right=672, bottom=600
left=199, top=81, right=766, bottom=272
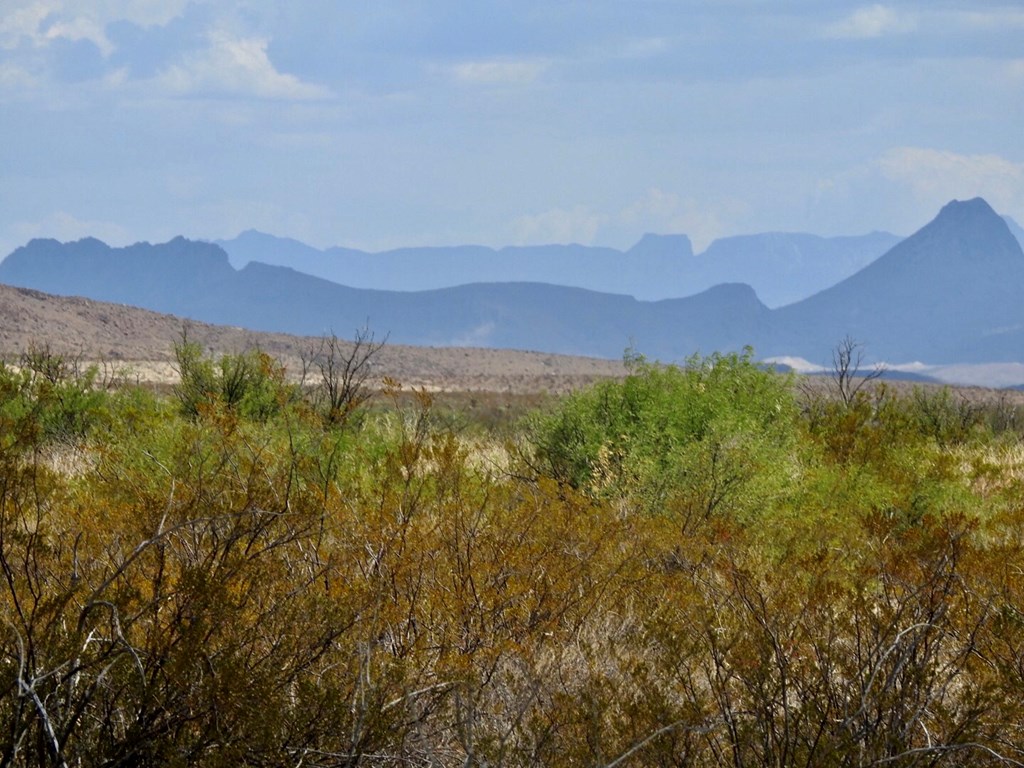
left=1, top=1, right=1022, bottom=258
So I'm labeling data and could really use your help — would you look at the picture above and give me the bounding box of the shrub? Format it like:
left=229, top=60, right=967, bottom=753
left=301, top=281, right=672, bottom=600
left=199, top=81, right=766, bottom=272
left=527, top=350, right=798, bottom=523
left=173, top=335, right=298, bottom=421
left=909, top=386, right=983, bottom=447
left=0, top=347, right=110, bottom=449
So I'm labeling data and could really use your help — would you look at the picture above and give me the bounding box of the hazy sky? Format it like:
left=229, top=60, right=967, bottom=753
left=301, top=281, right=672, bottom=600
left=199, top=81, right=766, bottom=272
left=2, top=1, right=1022, bottom=258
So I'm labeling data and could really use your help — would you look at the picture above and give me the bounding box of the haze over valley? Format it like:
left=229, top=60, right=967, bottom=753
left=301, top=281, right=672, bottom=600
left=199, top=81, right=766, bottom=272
left=3, top=197, right=1024, bottom=387
left=213, top=228, right=902, bottom=308
left=3, top=2, right=1022, bottom=385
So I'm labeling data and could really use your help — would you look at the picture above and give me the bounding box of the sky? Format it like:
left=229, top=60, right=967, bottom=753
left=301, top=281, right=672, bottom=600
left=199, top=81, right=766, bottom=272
left=1, top=1, right=1022, bottom=259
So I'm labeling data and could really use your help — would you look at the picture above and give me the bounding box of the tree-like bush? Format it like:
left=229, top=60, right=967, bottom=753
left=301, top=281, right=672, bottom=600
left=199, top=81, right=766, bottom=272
left=173, top=333, right=297, bottom=421
left=0, top=347, right=110, bottom=449
left=527, top=349, right=798, bottom=525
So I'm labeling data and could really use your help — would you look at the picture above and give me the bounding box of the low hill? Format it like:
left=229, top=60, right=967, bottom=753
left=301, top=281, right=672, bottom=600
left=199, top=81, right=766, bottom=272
left=0, top=283, right=625, bottom=392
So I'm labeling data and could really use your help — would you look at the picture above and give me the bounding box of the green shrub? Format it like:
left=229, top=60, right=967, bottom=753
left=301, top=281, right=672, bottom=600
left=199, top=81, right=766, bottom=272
left=909, top=386, right=983, bottom=447
left=174, top=338, right=298, bottom=421
left=528, top=350, right=798, bottom=522
left=0, top=349, right=111, bottom=449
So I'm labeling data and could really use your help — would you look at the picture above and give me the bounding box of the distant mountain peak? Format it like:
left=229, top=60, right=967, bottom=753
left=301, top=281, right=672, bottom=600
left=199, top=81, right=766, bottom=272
left=849, top=196, right=1022, bottom=280
left=627, top=233, right=694, bottom=259
left=769, top=196, right=1024, bottom=366
left=911, top=197, right=1022, bottom=262
left=233, top=229, right=278, bottom=241
left=935, top=196, right=998, bottom=220
left=74, top=236, right=110, bottom=247
left=699, top=281, right=765, bottom=307
left=925, top=198, right=1013, bottom=239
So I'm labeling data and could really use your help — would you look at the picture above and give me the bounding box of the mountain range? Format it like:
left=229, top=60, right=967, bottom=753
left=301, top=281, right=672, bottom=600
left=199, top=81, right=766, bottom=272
left=2, top=198, right=1023, bottom=375
left=214, top=229, right=900, bottom=307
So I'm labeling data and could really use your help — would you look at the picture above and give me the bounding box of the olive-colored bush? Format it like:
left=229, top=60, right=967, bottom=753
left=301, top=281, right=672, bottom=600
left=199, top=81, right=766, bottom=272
left=1, top=346, right=1022, bottom=766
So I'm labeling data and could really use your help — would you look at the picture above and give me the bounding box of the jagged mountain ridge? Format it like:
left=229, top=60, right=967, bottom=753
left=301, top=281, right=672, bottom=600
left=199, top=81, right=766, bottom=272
left=214, top=228, right=899, bottom=306
left=2, top=198, right=1021, bottom=367
left=0, top=236, right=235, bottom=315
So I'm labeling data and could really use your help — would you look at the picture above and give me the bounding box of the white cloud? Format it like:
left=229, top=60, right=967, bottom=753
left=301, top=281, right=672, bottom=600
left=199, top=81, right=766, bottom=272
left=0, top=1, right=60, bottom=49
left=942, top=9, right=1024, bottom=31
left=84, top=0, right=190, bottom=28
left=824, top=5, right=915, bottom=39
left=0, top=0, right=163, bottom=55
left=450, top=322, right=496, bottom=348
left=823, top=6, right=1024, bottom=43
left=511, top=205, right=601, bottom=245
left=0, top=62, right=39, bottom=90
left=450, top=58, right=549, bottom=86
left=813, top=148, right=1024, bottom=236
left=879, top=146, right=1024, bottom=219
left=158, top=32, right=332, bottom=100
left=43, top=15, right=113, bottom=55
left=509, top=190, right=737, bottom=251
left=0, top=0, right=190, bottom=43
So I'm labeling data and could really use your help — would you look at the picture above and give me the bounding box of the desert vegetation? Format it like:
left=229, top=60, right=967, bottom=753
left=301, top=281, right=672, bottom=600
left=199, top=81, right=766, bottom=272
left=2, top=341, right=1024, bottom=766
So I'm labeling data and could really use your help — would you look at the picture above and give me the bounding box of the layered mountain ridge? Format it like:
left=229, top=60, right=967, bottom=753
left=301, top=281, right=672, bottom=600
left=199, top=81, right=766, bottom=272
left=214, top=228, right=899, bottom=307
left=2, top=198, right=1022, bottom=371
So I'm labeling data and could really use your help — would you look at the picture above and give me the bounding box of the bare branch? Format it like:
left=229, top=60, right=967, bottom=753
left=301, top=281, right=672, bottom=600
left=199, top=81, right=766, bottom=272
left=832, top=335, right=885, bottom=406
left=308, top=325, right=388, bottom=427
